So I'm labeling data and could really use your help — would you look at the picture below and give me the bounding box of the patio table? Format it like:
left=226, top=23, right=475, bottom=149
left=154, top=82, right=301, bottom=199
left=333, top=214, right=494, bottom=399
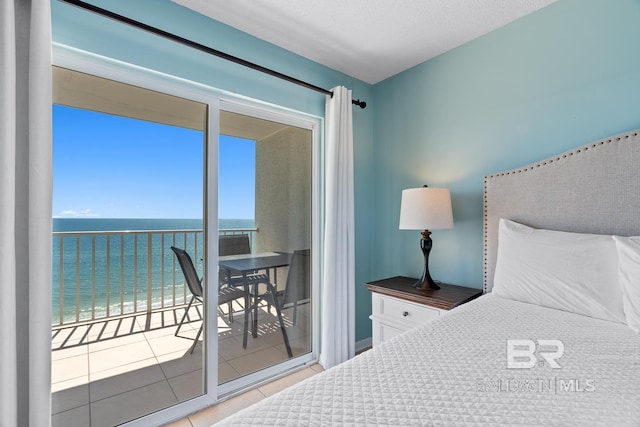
left=218, top=252, right=291, bottom=352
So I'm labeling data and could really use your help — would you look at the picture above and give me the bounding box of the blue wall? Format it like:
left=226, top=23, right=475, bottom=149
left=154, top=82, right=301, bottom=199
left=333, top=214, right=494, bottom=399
left=51, top=0, right=376, bottom=341
left=371, top=0, right=640, bottom=302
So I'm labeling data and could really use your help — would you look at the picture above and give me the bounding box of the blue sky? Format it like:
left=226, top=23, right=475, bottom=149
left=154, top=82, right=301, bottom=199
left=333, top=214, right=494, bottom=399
left=53, top=105, right=255, bottom=219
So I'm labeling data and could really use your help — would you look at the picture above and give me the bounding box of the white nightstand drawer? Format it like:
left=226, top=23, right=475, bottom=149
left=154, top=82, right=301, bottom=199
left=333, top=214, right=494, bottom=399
left=371, top=321, right=403, bottom=347
left=373, top=293, right=441, bottom=325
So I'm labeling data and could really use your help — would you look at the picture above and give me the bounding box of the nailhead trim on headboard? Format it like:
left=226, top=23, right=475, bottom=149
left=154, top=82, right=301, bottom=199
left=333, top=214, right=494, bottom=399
left=483, top=130, right=640, bottom=293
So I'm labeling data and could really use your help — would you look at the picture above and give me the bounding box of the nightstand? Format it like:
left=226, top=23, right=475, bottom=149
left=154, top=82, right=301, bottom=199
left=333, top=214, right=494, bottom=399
left=365, top=276, right=482, bottom=346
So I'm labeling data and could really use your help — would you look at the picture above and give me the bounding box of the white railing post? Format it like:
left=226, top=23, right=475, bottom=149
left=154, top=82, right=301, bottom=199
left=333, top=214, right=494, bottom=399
left=58, top=237, right=64, bottom=325
left=120, top=234, right=124, bottom=316
left=133, top=234, right=138, bottom=313
left=91, top=235, right=96, bottom=320
left=161, top=234, right=165, bottom=309
left=106, top=237, right=110, bottom=318
left=75, top=235, right=80, bottom=323
left=146, top=232, right=153, bottom=320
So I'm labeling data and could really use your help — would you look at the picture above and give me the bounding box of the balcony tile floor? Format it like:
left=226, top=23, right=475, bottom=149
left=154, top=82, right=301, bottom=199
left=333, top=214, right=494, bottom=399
left=52, top=302, right=312, bottom=427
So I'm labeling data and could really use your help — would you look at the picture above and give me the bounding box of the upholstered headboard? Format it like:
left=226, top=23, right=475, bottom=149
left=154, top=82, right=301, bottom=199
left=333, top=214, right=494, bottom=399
left=483, top=128, right=640, bottom=293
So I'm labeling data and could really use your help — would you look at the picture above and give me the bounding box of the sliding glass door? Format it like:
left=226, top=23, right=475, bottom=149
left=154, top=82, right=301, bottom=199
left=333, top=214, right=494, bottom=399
left=217, top=106, right=315, bottom=388
left=51, top=56, right=320, bottom=425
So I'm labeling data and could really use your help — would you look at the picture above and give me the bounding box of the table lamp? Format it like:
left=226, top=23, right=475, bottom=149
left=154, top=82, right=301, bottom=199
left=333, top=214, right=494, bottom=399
left=399, top=186, right=454, bottom=290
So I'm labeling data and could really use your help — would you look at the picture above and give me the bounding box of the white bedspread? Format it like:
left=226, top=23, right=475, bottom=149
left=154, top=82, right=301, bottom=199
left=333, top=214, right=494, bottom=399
left=214, top=294, right=640, bottom=426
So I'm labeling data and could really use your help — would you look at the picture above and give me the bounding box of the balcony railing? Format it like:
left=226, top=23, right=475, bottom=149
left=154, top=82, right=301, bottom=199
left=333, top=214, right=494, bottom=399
left=51, top=227, right=257, bottom=327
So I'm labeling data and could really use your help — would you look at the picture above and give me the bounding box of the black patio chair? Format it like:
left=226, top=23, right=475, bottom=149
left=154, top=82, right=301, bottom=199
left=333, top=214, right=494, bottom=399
left=219, top=234, right=251, bottom=256
left=219, top=234, right=252, bottom=319
left=171, top=246, right=246, bottom=354
left=252, top=249, right=310, bottom=358
left=274, top=249, right=310, bottom=327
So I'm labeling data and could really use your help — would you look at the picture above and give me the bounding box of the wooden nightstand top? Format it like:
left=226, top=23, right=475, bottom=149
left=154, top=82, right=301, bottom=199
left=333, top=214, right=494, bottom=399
left=365, top=276, right=483, bottom=311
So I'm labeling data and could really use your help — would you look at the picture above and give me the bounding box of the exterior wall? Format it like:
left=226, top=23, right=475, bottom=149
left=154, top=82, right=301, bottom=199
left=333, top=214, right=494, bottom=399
left=255, top=127, right=312, bottom=254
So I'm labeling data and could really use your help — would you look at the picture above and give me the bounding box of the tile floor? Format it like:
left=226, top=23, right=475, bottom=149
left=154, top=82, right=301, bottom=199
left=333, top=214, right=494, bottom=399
left=167, top=363, right=325, bottom=427
left=52, top=301, right=312, bottom=427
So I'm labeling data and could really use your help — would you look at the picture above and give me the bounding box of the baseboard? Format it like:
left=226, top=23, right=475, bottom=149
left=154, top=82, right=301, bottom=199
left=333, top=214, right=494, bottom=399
left=355, top=337, right=372, bottom=354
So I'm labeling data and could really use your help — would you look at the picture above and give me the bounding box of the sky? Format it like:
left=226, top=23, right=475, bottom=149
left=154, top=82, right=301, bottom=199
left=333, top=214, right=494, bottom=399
left=53, top=105, right=255, bottom=219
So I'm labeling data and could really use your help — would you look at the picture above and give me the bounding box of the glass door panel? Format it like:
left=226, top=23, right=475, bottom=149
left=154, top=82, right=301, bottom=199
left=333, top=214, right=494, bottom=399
left=217, top=109, right=313, bottom=384
left=51, top=67, right=207, bottom=426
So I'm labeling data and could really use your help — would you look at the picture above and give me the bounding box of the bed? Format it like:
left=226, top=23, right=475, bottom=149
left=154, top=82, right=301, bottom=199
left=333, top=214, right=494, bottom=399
left=214, top=128, right=640, bottom=426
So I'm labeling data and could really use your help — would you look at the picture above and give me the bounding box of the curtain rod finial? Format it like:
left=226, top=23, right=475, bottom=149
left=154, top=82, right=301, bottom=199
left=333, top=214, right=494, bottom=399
left=352, top=99, right=366, bottom=109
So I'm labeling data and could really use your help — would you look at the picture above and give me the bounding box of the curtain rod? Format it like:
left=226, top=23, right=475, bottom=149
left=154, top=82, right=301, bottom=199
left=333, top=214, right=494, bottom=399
left=58, top=0, right=367, bottom=109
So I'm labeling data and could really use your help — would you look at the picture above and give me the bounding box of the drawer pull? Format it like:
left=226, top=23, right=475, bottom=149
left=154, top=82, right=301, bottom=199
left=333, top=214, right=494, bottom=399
left=403, top=311, right=409, bottom=317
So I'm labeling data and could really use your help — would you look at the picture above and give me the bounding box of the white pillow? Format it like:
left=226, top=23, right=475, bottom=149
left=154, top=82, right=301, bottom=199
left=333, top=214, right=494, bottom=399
left=613, top=236, right=640, bottom=332
left=493, top=219, right=625, bottom=323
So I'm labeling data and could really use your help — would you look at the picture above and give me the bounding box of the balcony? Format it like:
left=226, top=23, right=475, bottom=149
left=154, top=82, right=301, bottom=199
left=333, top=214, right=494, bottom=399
left=51, top=227, right=311, bottom=427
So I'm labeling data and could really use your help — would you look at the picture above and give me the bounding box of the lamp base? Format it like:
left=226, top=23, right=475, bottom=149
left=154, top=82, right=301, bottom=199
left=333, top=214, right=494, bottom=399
left=412, top=229, right=441, bottom=290
left=412, top=275, right=441, bottom=290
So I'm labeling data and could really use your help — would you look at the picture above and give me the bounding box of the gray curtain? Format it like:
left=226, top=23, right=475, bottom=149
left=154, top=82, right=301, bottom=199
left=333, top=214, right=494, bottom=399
left=0, top=1, right=52, bottom=426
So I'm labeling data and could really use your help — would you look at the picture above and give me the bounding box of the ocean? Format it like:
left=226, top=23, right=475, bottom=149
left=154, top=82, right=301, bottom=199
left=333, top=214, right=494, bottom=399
left=52, top=218, right=254, bottom=325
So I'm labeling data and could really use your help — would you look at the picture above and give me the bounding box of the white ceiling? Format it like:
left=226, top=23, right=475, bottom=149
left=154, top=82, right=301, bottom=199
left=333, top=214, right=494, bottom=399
left=172, top=0, right=557, bottom=84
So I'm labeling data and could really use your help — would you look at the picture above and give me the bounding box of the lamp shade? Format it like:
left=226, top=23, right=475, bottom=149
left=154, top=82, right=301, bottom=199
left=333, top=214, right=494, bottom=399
left=399, top=187, right=454, bottom=230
